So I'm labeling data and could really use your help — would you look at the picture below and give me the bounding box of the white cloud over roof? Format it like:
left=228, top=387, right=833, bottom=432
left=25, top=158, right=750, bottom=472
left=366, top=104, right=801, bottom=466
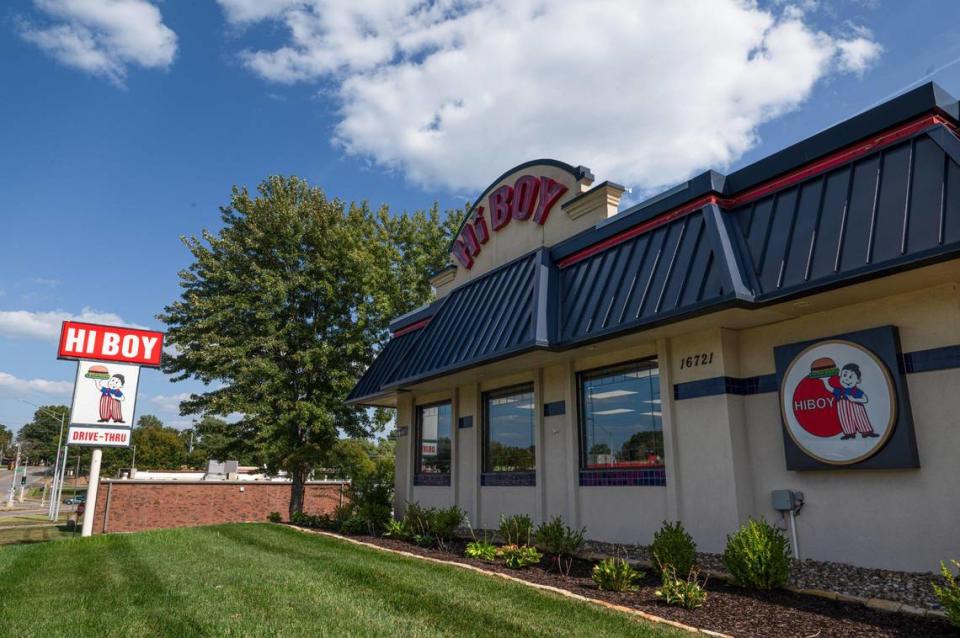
left=218, top=0, right=882, bottom=192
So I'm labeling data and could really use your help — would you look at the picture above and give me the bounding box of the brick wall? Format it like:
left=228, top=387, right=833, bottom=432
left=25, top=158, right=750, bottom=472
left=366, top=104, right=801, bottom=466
left=90, top=480, right=347, bottom=534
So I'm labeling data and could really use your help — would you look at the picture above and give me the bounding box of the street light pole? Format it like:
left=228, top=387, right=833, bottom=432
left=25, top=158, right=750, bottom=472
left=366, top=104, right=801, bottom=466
left=6, top=443, right=21, bottom=508
left=22, top=401, right=66, bottom=521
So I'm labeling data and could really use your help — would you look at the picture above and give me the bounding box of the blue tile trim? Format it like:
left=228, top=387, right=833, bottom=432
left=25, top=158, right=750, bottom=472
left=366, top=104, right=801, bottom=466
left=481, top=471, right=536, bottom=487
left=673, top=374, right=777, bottom=400
left=414, top=473, right=450, bottom=487
left=902, top=345, right=960, bottom=374
left=543, top=400, right=565, bottom=417
left=674, top=344, right=960, bottom=401
left=579, top=469, right=666, bottom=487
left=458, top=416, right=473, bottom=429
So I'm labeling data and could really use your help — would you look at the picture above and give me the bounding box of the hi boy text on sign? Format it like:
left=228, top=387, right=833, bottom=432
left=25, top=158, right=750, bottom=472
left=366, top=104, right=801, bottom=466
left=58, top=321, right=164, bottom=367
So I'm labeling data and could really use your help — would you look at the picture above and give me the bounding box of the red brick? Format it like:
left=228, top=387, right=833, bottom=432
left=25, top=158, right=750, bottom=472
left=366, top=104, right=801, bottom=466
left=89, top=481, right=348, bottom=534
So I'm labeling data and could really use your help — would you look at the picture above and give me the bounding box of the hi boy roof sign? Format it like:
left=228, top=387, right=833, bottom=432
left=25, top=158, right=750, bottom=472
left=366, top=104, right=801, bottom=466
left=58, top=321, right=164, bottom=368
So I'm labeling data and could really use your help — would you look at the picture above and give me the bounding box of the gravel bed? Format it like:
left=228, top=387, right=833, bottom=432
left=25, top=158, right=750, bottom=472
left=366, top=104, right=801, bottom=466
left=320, top=531, right=954, bottom=638
left=582, top=540, right=946, bottom=610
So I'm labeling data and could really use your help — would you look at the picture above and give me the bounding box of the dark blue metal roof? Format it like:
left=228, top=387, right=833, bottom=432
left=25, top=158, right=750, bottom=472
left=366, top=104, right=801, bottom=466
left=348, top=83, right=960, bottom=404
left=346, top=328, right=423, bottom=403
left=386, top=250, right=547, bottom=388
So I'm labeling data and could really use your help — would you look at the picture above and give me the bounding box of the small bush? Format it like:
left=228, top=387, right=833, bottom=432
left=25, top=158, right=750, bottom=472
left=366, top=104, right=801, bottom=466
left=535, top=516, right=585, bottom=576
left=383, top=518, right=411, bottom=540
left=722, top=518, right=791, bottom=589
left=340, top=515, right=368, bottom=535
left=404, top=502, right=436, bottom=537
left=497, top=544, right=542, bottom=569
left=932, top=559, right=960, bottom=628
left=656, top=565, right=708, bottom=609
left=592, top=558, right=643, bottom=592
left=465, top=539, right=497, bottom=561
left=498, top=514, right=534, bottom=546
left=652, top=521, right=696, bottom=577
left=267, top=512, right=282, bottom=523
left=314, top=514, right=336, bottom=531
left=430, top=506, right=465, bottom=541
left=414, top=533, right=435, bottom=548
left=290, top=511, right=307, bottom=525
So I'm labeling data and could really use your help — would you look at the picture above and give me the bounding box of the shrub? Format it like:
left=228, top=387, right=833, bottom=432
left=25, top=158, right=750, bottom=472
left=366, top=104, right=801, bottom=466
left=267, top=512, right=282, bottom=523
left=535, top=516, right=586, bottom=576
left=290, top=511, right=308, bottom=526
left=592, top=558, right=643, bottom=592
left=656, top=565, right=708, bottom=609
left=404, top=502, right=436, bottom=537
left=414, top=533, right=435, bottom=548
left=651, top=521, right=696, bottom=577
left=383, top=518, right=411, bottom=540
left=722, top=518, right=791, bottom=589
left=314, top=514, right=336, bottom=531
left=497, top=544, right=542, bottom=569
left=347, top=461, right=394, bottom=535
left=498, top=514, right=534, bottom=546
left=430, top=506, right=465, bottom=541
left=340, top=515, right=369, bottom=535
left=932, top=559, right=960, bottom=628
left=465, top=539, right=497, bottom=561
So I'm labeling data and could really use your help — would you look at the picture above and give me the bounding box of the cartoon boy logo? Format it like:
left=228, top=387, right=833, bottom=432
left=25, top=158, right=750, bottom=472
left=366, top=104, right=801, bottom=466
left=85, top=364, right=126, bottom=423
left=820, top=363, right=878, bottom=440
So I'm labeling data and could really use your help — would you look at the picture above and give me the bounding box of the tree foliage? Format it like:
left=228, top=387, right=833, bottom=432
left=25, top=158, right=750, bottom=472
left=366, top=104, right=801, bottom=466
left=160, top=175, right=461, bottom=515
left=16, top=405, right=68, bottom=464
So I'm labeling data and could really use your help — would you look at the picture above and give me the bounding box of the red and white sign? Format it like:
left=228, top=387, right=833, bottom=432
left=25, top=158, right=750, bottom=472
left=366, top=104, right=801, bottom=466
left=780, top=340, right=896, bottom=465
left=451, top=173, right=568, bottom=269
left=421, top=441, right=438, bottom=456
left=58, top=321, right=164, bottom=367
left=67, top=426, right=131, bottom=448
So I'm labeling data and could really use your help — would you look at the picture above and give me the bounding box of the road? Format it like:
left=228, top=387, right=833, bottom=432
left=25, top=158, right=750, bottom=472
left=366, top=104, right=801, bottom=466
left=0, top=465, right=78, bottom=515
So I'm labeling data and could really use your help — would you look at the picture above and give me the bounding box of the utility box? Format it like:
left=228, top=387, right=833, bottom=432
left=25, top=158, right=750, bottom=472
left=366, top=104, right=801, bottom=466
left=771, top=489, right=803, bottom=512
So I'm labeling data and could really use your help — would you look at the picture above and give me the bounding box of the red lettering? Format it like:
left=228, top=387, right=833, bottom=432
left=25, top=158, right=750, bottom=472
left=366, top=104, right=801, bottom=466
left=472, top=207, right=489, bottom=244
left=450, top=239, right=474, bottom=269
left=460, top=222, right=481, bottom=257
left=511, top=175, right=540, bottom=221
left=533, top=177, right=567, bottom=225
left=489, top=185, right=513, bottom=230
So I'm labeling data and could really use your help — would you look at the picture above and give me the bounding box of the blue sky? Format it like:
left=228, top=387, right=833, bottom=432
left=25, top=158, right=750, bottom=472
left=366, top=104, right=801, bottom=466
left=1, top=0, right=959, bottom=433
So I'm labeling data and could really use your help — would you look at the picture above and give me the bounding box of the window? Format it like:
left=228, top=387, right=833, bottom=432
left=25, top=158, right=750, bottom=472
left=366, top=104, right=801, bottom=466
left=416, top=402, right=452, bottom=475
left=579, top=361, right=663, bottom=470
left=484, top=385, right=535, bottom=473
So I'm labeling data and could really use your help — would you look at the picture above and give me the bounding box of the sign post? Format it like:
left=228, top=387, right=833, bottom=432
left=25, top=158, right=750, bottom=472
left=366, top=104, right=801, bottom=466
left=57, top=321, right=164, bottom=537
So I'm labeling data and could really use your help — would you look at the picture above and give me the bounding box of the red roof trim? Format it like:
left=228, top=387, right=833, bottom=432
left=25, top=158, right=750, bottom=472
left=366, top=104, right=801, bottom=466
left=391, top=317, right=431, bottom=337
left=557, top=114, right=956, bottom=269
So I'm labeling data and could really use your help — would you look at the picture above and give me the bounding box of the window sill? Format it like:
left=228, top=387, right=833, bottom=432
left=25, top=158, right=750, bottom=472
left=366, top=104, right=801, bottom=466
left=413, top=473, right=451, bottom=487
left=481, top=471, right=536, bottom=487
left=579, top=468, right=665, bottom=487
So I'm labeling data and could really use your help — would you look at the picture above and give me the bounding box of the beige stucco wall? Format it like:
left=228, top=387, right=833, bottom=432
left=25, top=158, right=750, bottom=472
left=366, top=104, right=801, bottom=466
left=392, top=279, right=960, bottom=572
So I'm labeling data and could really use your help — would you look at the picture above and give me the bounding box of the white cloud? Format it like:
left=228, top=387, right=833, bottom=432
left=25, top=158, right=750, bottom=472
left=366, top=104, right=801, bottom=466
left=0, top=372, right=73, bottom=396
left=218, top=0, right=882, bottom=191
left=0, top=307, right=148, bottom=341
left=148, top=392, right=192, bottom=414
left=18, top=0, right=177, bottom=86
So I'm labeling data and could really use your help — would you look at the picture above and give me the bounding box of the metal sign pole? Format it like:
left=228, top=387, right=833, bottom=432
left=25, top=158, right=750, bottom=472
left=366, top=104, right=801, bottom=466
left=54, top=445, right=69, bottom=520
left=80, top=448, right=102, bottom=537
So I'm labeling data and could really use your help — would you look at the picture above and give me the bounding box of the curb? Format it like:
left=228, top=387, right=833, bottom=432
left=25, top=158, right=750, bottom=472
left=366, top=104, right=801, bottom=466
left=575, top=549, right=948, bottom=621
left=290, top=526, right=731, bottom=637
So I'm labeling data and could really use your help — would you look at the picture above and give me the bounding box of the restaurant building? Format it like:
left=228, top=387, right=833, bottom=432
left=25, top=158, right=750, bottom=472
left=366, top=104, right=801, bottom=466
left=348, top=82, right=960, bottom=573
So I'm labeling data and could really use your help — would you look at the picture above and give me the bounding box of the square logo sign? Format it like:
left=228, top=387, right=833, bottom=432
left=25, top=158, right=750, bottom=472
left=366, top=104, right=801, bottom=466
left=69, top=360, right=140, bottom=428
left=774, top=325, right=919, bottom=471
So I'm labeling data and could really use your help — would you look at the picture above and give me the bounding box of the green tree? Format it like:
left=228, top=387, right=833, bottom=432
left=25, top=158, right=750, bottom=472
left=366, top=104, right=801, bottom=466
left=0, top=424, right=12, bottom=454
left=137, top=415, right=164, bottom=430
left=160, top=176, right=460, bottom=516
left=132, top=425, right=187, bottom=470
left=16, top=406, right=69, bottom=464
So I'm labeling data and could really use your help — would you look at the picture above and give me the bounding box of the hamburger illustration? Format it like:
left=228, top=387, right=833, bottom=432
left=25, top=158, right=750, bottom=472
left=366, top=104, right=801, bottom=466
left=808, top=357, right=839, bottom=379
left=85, top=364, right=110, bottom=380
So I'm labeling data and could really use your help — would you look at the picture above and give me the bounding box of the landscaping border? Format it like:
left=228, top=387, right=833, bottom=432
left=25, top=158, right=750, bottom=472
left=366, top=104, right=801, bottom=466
left=290, top=525, right=729, bottom=637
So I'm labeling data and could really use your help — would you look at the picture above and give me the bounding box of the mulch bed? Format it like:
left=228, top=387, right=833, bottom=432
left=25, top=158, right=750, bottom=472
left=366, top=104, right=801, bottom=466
left=329, top=532, right=953, bottom=638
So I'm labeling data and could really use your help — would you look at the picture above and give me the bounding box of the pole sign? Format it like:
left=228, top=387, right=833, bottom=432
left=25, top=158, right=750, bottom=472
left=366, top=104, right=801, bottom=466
left=58, top=321, right=164, bottom=368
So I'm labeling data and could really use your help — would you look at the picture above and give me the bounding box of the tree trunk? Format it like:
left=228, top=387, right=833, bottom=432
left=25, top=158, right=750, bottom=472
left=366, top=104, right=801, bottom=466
left=289, top=466, right=308, bottom=519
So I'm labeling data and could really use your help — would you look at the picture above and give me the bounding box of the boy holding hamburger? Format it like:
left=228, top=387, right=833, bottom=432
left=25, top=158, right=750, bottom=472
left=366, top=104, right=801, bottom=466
left=87, top=365, right=126, bottom=423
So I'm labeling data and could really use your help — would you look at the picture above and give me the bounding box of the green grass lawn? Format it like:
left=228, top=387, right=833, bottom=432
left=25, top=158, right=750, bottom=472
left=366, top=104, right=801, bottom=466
left=0, top=524, right=683, bottom=638
left=0, top=524, right=78, bottom=545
